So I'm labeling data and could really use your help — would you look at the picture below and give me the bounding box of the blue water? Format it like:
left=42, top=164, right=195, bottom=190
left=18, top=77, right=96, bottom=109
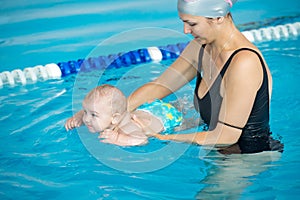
left=1, top=0, right=300, bottom=199
left=1, top=0, right=299, bottom=70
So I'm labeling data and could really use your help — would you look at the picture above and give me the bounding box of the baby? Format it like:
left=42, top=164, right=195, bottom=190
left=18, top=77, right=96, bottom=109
left=65, top=84, right=182, bottom=146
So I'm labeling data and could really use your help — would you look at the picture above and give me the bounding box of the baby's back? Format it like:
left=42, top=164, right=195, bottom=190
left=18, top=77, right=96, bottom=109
left=131, top=110, right=164, bottom=135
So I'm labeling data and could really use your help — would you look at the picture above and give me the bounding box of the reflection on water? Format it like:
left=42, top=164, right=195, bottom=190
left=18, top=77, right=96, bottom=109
left=196, top=151, right=282, bottom=199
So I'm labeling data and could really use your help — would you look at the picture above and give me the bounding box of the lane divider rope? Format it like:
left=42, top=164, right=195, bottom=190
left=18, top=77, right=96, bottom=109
left=0, top=22, right=299, bottom=88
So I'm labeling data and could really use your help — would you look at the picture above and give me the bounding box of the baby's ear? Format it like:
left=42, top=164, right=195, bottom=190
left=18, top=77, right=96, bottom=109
left=111, top=113, right=121, bottom=125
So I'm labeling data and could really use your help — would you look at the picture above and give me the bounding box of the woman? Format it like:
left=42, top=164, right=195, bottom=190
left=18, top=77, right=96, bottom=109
left=127, top=0, right=283, bottom=154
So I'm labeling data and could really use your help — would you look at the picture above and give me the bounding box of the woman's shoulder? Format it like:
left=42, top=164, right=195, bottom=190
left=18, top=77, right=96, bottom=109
left=233, top=46, right=266, bottom=69
left=224, top=46, right=265, bottom=90
left=230, top=34, right=262, bottom=58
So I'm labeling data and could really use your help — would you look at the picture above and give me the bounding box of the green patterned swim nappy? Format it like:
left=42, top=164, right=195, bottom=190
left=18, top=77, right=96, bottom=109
left=137, top=99, right=183, bottom=133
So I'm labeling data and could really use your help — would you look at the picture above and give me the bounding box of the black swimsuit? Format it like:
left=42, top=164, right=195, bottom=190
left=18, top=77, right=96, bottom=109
left=194, top=46, right=283, bottom=154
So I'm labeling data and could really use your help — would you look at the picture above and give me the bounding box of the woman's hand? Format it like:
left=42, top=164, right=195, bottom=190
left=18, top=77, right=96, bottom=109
left=64, top=110, right=84, bottom=131
left=152, top=133, right=170, bottom=140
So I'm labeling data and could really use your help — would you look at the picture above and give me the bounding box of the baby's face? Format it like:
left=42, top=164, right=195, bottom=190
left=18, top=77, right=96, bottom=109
left=82, top=99, right=112, bottom=133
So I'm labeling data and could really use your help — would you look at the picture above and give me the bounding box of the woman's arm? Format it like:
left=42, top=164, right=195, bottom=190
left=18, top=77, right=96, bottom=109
left=154, top=50, right=265, bottom=146
left=127, top=40, right=201, bottom=111
left=153, top=123, right=241, bottom=146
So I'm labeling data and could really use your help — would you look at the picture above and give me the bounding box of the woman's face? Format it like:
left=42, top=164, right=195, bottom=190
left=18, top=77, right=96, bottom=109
left=179, top=13, right=214, bottom=44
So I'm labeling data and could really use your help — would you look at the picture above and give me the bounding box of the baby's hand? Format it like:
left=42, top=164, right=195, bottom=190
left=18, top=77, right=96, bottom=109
left=64, top=110, right=84, bottom=131
left=98, top=129, right=119, bottom=144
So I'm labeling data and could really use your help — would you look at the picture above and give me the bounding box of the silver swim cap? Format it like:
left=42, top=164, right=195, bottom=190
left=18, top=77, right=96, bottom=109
left=177, top=0, right=237, bottom=18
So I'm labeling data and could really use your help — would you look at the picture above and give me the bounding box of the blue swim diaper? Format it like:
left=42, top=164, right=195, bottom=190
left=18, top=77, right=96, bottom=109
left=137, top=99, right=183, bottom=133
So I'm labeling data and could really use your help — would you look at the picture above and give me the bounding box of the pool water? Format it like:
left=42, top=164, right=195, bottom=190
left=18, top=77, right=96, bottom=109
left=1, top=0, right=300, bottom=199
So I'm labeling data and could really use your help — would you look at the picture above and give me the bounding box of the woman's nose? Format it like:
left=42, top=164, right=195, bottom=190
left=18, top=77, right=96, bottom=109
left=183, top=23, right=191, bottom=34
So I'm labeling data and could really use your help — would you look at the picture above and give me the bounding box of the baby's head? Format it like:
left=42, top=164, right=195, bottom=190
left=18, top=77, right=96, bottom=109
left=82, top=84, right=127, bottom=133
left=85, top=84, right=127, bottom=113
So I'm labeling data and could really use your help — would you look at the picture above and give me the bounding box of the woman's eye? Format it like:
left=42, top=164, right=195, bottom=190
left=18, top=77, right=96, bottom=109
left=189, top=23, right=197, bottom=26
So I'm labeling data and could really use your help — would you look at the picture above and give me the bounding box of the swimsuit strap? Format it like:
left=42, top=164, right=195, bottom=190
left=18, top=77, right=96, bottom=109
left=220, top=47, right=268, bottom=78
left=195, top=45, right=206, bottom=93
left=218, top=48, right=269, bottom=130
left=218, top=120, right=243, bottom=130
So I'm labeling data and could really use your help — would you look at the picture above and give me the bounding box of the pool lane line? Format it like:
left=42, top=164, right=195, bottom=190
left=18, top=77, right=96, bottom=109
left=0, top=22, right=299, bottom=88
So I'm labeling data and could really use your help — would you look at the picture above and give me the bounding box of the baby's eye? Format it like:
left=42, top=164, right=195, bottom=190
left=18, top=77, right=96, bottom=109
left=189, top=22, right=197, bottom=26
left=91, top=113, right=98, bottom=117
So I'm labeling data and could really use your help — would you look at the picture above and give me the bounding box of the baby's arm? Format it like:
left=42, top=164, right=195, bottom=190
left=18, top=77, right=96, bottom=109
left=65, top=110, right=84, bottom=131
left=99, top=129, right=148, bottom=146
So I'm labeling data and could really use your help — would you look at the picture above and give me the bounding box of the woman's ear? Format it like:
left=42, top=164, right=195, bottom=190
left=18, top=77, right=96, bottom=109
left=209, top=17, right=224, bottom=25
left=216, top=17, right=224, bottom=24
left=111, top=113, right=121, bottom=125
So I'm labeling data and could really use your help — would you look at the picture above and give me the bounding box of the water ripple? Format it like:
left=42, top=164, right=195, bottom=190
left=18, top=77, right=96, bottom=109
left=0, top=172, right=66, bottom=188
